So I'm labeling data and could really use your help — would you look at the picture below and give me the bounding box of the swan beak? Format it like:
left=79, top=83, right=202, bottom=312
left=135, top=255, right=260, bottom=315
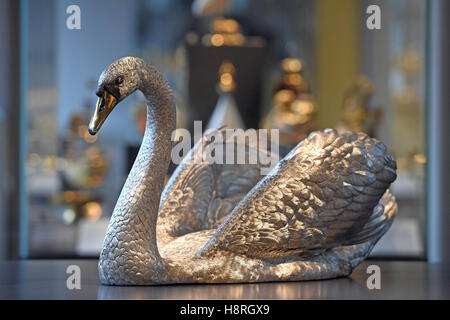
left=88, top=91, right=118, bottom=135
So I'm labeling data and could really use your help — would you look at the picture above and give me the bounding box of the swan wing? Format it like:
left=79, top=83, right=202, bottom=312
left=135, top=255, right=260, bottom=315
left=198, top=129, right=397, bottom=259
left=342, top=189, right=397, bottom=246
left=157, top=128, right=275, bottom=244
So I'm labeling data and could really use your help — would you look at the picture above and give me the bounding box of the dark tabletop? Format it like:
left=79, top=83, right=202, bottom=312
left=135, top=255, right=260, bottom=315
left=0, top=260, right=448, bottom=299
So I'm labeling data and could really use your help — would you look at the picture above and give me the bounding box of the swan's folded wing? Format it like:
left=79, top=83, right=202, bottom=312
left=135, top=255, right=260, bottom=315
left=158, top=160, right=214, bottom=244
left=157, top=128, right=275, bottom=244
left=342, top=189, right=397, bottom=246
left=198, top=129, right=397, bottom=259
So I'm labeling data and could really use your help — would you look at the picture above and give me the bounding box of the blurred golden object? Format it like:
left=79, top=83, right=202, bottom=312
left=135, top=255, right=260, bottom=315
left=63, top=111, right=108, bottom=189
left=84, top=146, right=108, bottom=188
left=83, top=201, right=103, bottom=221
left=42, top=156, right=57, bottom=173
left=50, top=107, right=109, bottom=224
left=63, top=190, right=77, bottom=202
left=212, top=18, right=239, bottom=34
left=281, top=58, right=303, bottom=74
left=53, top=190, right=103, bottom=223
left=202, top=17, right=245, bottom=47
left=413, top=153, right=426, bottom=165
left=338, top=76, right=382, bottom=137
left=261, top=58, right=317, bottom=148
left=207, top=61, right=245, bottom=130
left=217, top=61, right=236, bottom=93
left=397, top=48, right=421, bottom=80
left=61, top=143, right=108, bottom=189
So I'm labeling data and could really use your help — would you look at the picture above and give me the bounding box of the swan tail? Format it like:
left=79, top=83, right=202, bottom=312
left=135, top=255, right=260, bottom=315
left=342, top=189, right=397, bottom=246
left=274, top=191, right=398, bottom=281
left=331, top=190, right=398, bottom=271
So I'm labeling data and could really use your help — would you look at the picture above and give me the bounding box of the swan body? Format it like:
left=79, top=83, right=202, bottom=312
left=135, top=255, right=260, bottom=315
left=89, top=57, right=397, bottom=285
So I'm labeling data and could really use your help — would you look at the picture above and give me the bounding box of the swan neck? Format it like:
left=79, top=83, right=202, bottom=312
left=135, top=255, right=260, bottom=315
left=99, top=64, right=175, bottom=284
left=138, top=89, right=176, bottom=255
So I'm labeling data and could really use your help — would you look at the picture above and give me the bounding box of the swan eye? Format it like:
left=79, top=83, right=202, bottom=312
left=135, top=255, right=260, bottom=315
left=115, top=77, right=123, bottom=85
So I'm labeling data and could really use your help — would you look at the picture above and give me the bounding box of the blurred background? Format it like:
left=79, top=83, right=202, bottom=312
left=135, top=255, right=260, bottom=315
left=0, top=0, right=448, bottom=262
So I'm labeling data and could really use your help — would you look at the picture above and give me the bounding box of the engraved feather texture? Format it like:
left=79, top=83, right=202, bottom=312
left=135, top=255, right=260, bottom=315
left=94, top=57, right=398, bottom=285
left=157, top=128, right=272, bottom=245
left=199, top=129, right=397, bottom=259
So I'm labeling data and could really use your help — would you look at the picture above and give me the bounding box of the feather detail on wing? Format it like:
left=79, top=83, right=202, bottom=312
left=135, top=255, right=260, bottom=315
left=198, top=129, right=397, bottom=259
left=342, top=189, right=397, bottom=246
left=157, top=127, right=277, bottom=245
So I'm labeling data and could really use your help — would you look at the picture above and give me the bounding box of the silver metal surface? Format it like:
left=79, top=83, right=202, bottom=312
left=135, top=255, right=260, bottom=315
left=92, top=57, right=397, bottom=285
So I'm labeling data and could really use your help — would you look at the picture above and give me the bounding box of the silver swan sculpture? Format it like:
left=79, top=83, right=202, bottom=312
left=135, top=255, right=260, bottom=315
left=88, top=57, right=397, bottom=285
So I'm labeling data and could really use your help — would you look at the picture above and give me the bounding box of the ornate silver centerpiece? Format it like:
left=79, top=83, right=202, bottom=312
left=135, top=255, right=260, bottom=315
left=88, top=57, right=397, bottom=285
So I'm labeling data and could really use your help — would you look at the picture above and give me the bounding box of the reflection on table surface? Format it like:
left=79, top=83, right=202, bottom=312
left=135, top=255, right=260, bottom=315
left=0, top=260, right=448, bottom=299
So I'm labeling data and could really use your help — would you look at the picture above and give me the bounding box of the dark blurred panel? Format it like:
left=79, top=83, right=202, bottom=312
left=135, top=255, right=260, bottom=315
left=0, top=0, right=20, bottom=260
left=186, top=44, right=268, bottom=129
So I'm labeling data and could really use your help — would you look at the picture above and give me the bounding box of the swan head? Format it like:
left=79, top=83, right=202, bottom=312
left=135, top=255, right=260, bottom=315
left=89, top=56, right=146, bottom=135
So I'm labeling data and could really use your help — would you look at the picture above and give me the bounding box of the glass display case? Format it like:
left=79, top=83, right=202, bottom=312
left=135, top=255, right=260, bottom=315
left=19, top=0, right=427, bottom=259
